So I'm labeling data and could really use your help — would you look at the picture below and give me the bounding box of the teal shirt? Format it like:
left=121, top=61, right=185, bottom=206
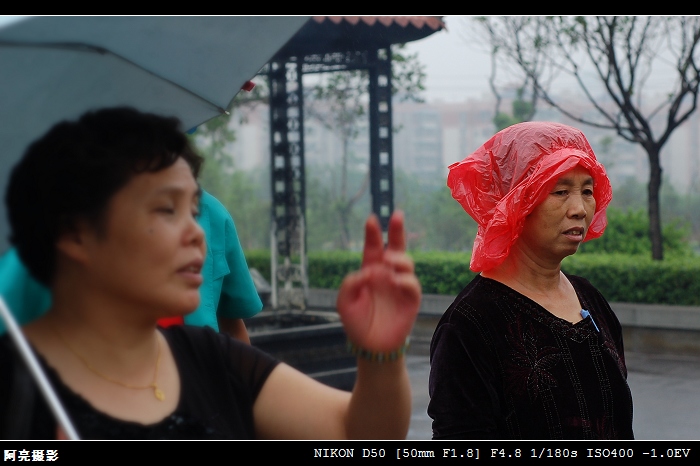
left=0, top=190, right=262, bottom=333
left=0, top=248, right=51, bottom=330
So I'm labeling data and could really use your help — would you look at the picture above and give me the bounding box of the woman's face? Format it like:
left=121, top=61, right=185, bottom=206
left=517, top=165, right=596, bottom=264
left=78, top=157, right=205, bottom=317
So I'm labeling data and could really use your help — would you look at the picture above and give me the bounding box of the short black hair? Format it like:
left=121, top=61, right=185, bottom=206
left=6, top=107, right=204, bottom=286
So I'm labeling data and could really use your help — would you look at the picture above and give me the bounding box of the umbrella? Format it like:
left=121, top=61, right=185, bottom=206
left=0, top=15, right=310, bottom=253
left=0, top=14, right=310, bottom=440
left=0, top=296, right=80, bottom=439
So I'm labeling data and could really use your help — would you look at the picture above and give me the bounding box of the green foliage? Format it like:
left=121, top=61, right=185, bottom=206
left=308, top=70, right=367, bottom=140
left=493, top=112, right=519, bottom=131
left=302, top=45, right=427, bottom=250
left=214, top=168, right=270, bottom=251
left=245, top=249, right=474, bottom=295
left=243, top=249, right=272, bottom=281
left=304, top=167, right=478, bottom=253
left=190, top=115, right=236, bottom=171
left=189, top=111, right=270, bottom=251
left=512, top=95, right=535, bottom=122
left=307, top=251, right=363, bottom=289
left=245, top=249, right=361, bottom=290
left=305, top=166, right=371, bottom=251
left=391, top=44, right=427, bottom=103
left=578, top=207, right=692, bottom=257
left=606, top=177, right=700, bottom=250
left=492, top=87, right=536, bottom=131
left=245, top=249, right=700, bottom=305
left=393, top=170, right=478, bottom=252
left=609, top=177, right=647, bottom=210
left=562, top=254, right=700, bottom=305
left=420, top=186, right=477, bottom=252
left=409, top=251, right=477, bottom=295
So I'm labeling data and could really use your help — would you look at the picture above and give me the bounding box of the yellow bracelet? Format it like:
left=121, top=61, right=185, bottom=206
left=346, top=337, right=411, bottom=362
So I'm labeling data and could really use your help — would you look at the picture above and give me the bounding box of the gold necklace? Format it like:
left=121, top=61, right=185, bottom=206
left=54, top=329, right=165, bottom=402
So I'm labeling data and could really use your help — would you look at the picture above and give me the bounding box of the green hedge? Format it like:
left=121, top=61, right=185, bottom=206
left=560, top=254, right=700, bottom=305
left=245, top=250, right=362, bottom=290
left=407, top=251, right=477, bottom=295
left=244, top=250, right=700, bottom=306
left=244, top=250, right=273, bottom=284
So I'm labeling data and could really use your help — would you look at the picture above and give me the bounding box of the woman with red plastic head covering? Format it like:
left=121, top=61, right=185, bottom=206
left=428, top=121, right=633, bottom=439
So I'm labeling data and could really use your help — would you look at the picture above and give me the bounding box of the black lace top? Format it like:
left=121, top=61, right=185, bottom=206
left=0, top=325, right=279, bottom=439
left=428, top=274, right=634, bottom=439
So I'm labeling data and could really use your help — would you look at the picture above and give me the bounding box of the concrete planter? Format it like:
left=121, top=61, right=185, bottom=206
left=247, top=310, right=356, bottom=391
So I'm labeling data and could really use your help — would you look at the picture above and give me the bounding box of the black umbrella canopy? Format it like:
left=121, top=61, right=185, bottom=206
left=0, top=15, right=311, bottom=253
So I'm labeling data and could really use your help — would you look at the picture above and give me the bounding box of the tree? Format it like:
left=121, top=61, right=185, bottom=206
left=305, top=70, right=370, bottom=250
left=465, top=17, right=548, bottom=130
left=303, top=44, right=426, bottom=250
left=578, top=207, right=692, bottom=257
left=473, top=18, right=545, bottom=131
left=473, top=16, right=700, bottom=260
left=389, top=166, right=479, bottom=252
left=193, top=42, right=426, bottom=253
left=190, top=82, right=271, bottom=250
left=492, top=87, right=537, bottom=131
left=304, top=163, right=371, bottom=251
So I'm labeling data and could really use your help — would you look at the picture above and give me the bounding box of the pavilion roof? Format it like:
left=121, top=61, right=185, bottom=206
left=274, top=16, right=446, bottom=57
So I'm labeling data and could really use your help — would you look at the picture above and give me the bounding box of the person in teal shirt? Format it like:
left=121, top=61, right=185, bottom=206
left=0, top=189, right=262, bottom=342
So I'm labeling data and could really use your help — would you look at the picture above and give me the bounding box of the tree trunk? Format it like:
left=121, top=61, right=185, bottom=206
left=338, top=205, right=351, bottom=250
left=646, top=145, right=664, bottom=260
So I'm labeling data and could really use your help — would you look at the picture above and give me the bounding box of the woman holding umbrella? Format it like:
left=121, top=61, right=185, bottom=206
left=0, top=107, right=420, bottom=439
left=428, top=121, right=634, bottom=439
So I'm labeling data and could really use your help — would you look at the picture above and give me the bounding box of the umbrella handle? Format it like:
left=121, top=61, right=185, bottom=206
left=0, top=297, right=80, bottom=440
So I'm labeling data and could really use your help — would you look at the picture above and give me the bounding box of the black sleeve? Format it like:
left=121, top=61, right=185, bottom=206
left=0, top=336, right=55, bottom=439
left=167, top=325, right=280, bottom=403
left=219, top=330, right=280, bottom=400
left=162, top=326, right=281, bottom=438
left=428, top=320, right=503, bottom=439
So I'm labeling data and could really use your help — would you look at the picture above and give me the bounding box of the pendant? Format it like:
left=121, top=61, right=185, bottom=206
left=154, top=387, right=165, bottom=402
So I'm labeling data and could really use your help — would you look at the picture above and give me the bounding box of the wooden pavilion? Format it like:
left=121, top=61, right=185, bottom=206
left=265, top=16, right=445, bottom=311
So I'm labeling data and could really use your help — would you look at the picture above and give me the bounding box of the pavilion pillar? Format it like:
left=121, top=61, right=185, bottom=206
left=268, top=57, right=308, bottom=311
left=368, top=47, right=394, bottom=234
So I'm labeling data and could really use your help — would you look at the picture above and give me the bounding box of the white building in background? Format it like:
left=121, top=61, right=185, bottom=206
left=392, top=105, right=443, bottom=183
left=223, top=93, right=700, bottom=194
left=227, top=102, right=372, bottom=172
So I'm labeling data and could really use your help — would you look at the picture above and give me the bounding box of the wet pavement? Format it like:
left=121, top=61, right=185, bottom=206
left=404, top=350, right=700, bottom=440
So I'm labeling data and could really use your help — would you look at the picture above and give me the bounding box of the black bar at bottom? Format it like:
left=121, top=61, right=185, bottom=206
left=1, top=440, right=697, bottom=463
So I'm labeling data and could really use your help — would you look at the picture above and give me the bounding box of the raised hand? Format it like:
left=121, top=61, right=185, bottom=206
left=335, top=211, right=421, bottom=353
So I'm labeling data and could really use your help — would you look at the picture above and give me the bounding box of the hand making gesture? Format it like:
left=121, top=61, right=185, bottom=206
left=336, top=210, right=421, bottom=355
left=254, top=210, right=421, bottom=440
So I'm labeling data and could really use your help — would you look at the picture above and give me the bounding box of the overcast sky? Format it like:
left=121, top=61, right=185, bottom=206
left=403, top=16, right=683, bottom=105
left=402, top=16, right=495, bottom=103
left=0, top=15, right=682, bottom=106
